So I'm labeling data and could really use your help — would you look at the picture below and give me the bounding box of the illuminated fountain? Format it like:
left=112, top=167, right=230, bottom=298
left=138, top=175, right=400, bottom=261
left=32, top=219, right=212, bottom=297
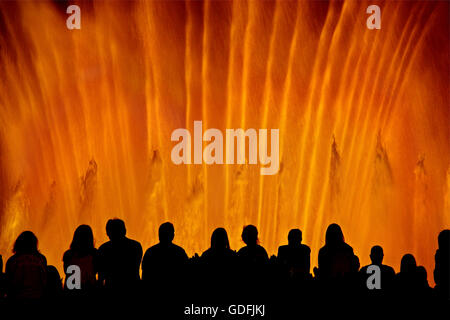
left=0, top=1, right=448, bottom=282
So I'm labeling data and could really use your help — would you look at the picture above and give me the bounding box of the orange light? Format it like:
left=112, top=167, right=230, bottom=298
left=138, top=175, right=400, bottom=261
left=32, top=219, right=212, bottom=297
left=0, top=1, right=448, bottom=284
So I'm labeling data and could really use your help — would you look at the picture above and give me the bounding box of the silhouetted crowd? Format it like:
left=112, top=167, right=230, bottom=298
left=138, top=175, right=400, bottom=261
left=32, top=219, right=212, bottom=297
left=0, top=220, right=448, bottom=315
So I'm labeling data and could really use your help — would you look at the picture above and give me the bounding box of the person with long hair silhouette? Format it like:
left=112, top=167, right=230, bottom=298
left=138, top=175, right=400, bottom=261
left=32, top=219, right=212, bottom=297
left=199, top=227, right=237, bottom=297
left=63, top=224, right=98, bottom=294
left=315, top=223, right=358, bottom=281
left=5, top=231, right=47, bottom=299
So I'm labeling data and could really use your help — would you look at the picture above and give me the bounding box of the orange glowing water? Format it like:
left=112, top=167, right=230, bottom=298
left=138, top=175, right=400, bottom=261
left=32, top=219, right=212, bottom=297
left=0, top=1, right=448, bottom=283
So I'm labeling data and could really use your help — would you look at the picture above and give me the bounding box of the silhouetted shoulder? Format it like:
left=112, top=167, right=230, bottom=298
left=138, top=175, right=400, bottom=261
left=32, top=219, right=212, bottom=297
left=170, top=243, right=188, bottom=259
left=360, top=263, right=391, bottom=275
left=237, top=246, right=250, bottom=257
left=238, top=244, right=268, bottom=261
left=143, top=242, right=187, bottom=261
left=319, top=241, right=354, bottom=255
left=6, top=252, right=47, bottom=269
left=63, top=247, right=97, bottom=262
left=173, top=243, right=188, bottom=258
left=126, top=238, right=143, bottom=252
left=5, top=252, right=48, bottom=299
left=143, top=242, right=162, bottom=256
left=277, top=245, right=289, bottom=256
left=62, top=249, right=70, bottom=262
left=201, top=247, right=236, bottom=259
left=382, top=264, right=395, bottom=275
left=342, top=242, right=354, bottom=253
left=98, top=241, right=112, bottom=252
left=128, top=238, right=142, bottom=247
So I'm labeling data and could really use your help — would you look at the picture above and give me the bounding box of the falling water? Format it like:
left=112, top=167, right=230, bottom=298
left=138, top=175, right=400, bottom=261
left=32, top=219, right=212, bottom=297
left=0, top=1, right=448, bottom=282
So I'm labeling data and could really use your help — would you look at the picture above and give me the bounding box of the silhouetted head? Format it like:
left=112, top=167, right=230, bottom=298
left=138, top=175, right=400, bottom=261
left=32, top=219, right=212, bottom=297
left=287, top=229, right=302, bottom=246
left=370, top=245, right=384, bottom=265
left=325, top=223, right=344, bottom=246
left=159, top=222, right=175, bottom=244
left=211, top=227, right=230, bottom=250
left=106, top=219, right=126, bottom=241
left=400, top=254, right=417, bottom=273
left=242, top=225, right=259, bottom=246
left=438, top=229, right=450, bottom=250
left=13, top=231, right=39, bottom=254
left=70, top=225, right=94, bottom=252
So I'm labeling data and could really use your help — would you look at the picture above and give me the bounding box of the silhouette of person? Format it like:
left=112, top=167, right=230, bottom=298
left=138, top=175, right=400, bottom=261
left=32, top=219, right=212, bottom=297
left=201, top=227, right=237, bottom=267
left=97, top=219, right=142, bottom=293
left=277, top=229, right=311, bottom=280
left=5, top=231, right=47, bottom=299
left=141, top=222, right=188, bottom=290
left=237, top=225, right=269, bottom=266
left=359, top=245, right=395, bottom=296
left=63, top=225, right=98, bottom=293
left=200, top=227, right=237, bottom=292
left=315, top=223, right=358, bottom=281
left=433, top=229, right=449, bottom=300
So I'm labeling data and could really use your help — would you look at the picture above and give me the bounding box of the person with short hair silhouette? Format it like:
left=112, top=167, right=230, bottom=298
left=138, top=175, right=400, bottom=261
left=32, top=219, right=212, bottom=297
left=359, top=245, right=395, bottom=298
left=5, top=231, right=47, bottom=299
left=97, top=219, right=142, bottom=293
left=433, top=229, right=449, bottom=300
left=63, top=224, right=98, bottom=294
left=315, top=223, right=358, bottom=281
left=277, top=229, right=311, bottom=280
left=142, top=222, right=188, bottom=291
